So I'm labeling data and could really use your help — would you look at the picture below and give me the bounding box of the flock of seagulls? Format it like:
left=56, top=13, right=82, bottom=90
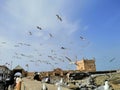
left=0, top=13, right=91, bottom=70
left=40, top=75, right=113, bottom=90
left=0, top=13, right=116, bottom=71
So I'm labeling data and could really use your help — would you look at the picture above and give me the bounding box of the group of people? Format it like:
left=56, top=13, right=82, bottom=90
left=5, top=74, right=22, bottom=90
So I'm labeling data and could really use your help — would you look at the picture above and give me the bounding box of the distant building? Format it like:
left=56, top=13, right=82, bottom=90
left=27, top=59, right=96, bottom=77
left=0, top=65, right=10, bottom=74
left=39, top=68, right=71, bottom=77
left=0, top=65, right=11, bottom=81
left=27, top=68, right=74, bottom=78
left=76, top=58, right=96, bottom=72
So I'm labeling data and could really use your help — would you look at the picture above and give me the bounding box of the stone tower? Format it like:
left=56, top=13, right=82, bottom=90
left=76, top=58, right=96, bottom=72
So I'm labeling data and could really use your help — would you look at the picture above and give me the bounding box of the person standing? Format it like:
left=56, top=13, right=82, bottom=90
left=15, top=76, right=22, bottom=90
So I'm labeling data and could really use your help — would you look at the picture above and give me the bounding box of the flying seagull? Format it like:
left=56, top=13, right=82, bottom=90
left=1, top=42, right=6, bottom=44
left=24, top=43, right=31, bottom=46
left=37, top=26, right=42, bottom=30
left=109, top=57, right=115, bottom=62
left=65, top=56, right=76, bottom=65
left=65, top=56, right=72, bottom=62
left=21, top=53, right=26, bottom=56
left=29, top=31, right=32, bottom=35
left=18, top=43, right=23, bottom=45
left=61, top=47, right=67, bottom=50
left=49, top=33, right=53, bottom=38
left=14, top=45, right=19, bottom=47
left=56, top=14, right=62, bottom=21
left=80, top=36, right=85, bottom=40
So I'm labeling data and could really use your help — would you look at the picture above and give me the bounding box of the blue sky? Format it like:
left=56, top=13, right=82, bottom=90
left=0, top=0, right=120, bottom=72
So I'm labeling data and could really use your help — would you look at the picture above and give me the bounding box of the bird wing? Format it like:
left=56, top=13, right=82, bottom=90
left=56, top=14, right=62, bottom=21
left=65, top=56, right=72, bottom=62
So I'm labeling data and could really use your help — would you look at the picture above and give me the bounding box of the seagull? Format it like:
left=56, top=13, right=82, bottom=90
left=59, top=78, right=64, bottom=85
left=29, top=31, right=32, bottom=35
left=56, top=14, right=62, bottom=21
left=95, top=80, right=112, bottom=90
left=14, top=45, right=19, bottom=47
left=29, top=60, right=35, bottom=62
left=109, top=57, right=115, bottom=62
left=69, top=61, right=75, bottom=65
left=41, top=83, right=48, bottom=90
left=55, top=78, right=64, bottom=86
left=61, top=47, right=66, bottom=50
left=65, top=56, right=72, bottom=62
left=21, top=53, right=26, bottom=56
left=77, top=84, right=89, bottom=90
left=56, top=78, right=64, bottom=90
left=80, top=36, right=85, bottom=40
left=37, top=26, right=42, bottom=30
left=1, top=42, right=6, bottom=44
left=57, top=85, right=62, bottom=90
left=18, top=42, right=23, bottom=45
left=24, top=43, right=31, bottom=46
left=49, top=33, right=53, bottom=37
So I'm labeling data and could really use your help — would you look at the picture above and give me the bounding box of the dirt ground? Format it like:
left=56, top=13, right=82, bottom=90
left=20, top=72, right=120, bottom=90
left=21, top=78, right=71, bottom=90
